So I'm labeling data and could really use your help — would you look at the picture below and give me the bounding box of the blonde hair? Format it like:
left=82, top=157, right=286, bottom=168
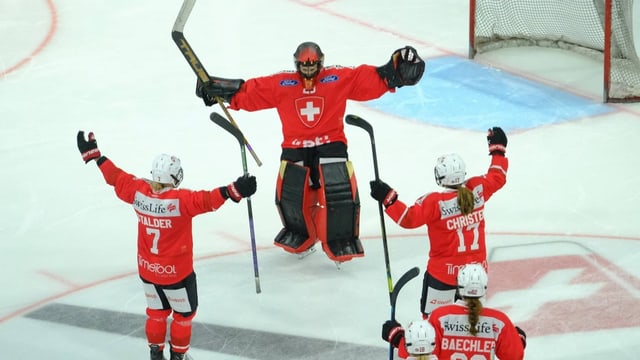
left=150, top=181, right=172, bottom=192
left=456, top=185, right=475, bottom=215
left=465, top=297, right=484, bottom=336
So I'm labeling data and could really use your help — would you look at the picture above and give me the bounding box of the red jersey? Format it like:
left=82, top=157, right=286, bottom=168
left=229, top=65, right=392, bottom=149
left=385, top=155, right=508, bottom=285
left=428, top=301, right=524, bottom=360
left=98, top=159, right=227, bottom=285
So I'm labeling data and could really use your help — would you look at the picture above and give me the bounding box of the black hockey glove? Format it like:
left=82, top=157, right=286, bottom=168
left=195, top=76, right=245, bottom=106
left=487, top=126, right=507, bottom=156
left=376, top=46, right=425, bottom=89
left=515, top=326, right=527, bottom=349
left=370, top=179, right=398, bottom=208
left=381, top=320, right=404, bottom=348
left=77, top=131, right=102, bottom=163
left=221, top=174, right=257, bottom=203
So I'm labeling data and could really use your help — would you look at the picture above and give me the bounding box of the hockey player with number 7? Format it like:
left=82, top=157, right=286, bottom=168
left=195, top=42, right=425, bottom=264
left=369, top=127, right=509, bottom=318
left=76, top=131, right=257, bottom=360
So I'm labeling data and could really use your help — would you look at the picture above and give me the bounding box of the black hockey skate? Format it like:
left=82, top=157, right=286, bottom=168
left=150, top=345, right=166, bottom=360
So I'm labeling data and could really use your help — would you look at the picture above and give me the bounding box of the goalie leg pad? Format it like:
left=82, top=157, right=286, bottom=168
left=274, top=161, right=317, bottom=252
left=316, top=161, right=364, bottom=262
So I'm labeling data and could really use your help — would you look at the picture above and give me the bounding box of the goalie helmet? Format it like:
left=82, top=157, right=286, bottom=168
left=457, top=263, right=488, bottom=298
left=405, top=320, right=436, bottom=355
left=434, top=153, right=466, bottom=187
left=151, top=153, right=183, bottom=187
left=294, top=41, right=324, bottom=90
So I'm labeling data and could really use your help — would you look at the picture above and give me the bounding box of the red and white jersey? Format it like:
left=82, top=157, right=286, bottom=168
left=385, top=155, right=508, bottom=285
left=428, top=301, right=524, bottom=360
left=98, top=159, right=227, bottom=285
left=229, top=65, right=392, bottom=149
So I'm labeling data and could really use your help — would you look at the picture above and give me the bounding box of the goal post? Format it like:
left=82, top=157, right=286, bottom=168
left=469, top=0, right=640, bottom=103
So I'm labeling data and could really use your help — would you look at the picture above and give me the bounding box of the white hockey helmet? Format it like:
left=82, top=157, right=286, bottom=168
left=457, top=263, right=488, bottom=298
left=434, top=153, right=466, bottom=187
left=405, top=320, right=436, bottom=355
left=151, top=153, right=183, bottom=187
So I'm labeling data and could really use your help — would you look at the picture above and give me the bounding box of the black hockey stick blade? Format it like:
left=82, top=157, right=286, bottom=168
left=171, top=0, right=210, bottom=83
left=210, top=112, right=246, bottom=146
left=390, top=266, right=420, bottom=309
left=345, top=114, right=374, bottom=136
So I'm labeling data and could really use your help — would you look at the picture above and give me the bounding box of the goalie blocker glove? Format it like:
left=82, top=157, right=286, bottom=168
left=195, top=76, right=245, bottom=106
left=220, top=174, right=257, bottom=203
left=487, top=126, right=507, bottom=156
left=377, top=46, right=425, bottom=89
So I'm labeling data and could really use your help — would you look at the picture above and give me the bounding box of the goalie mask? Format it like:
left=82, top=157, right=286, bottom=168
left=434, top=153, right=466, bottom=187
left=457, top=263, right=488, bottom=298
left=293, top=41, right=324, bottom=90
left=151, top=153, right=183, bottom=187
left=405, top=320, right=436, bottom=355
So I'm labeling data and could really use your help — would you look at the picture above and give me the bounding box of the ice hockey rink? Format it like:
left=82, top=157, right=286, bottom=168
left=2, top=0, right=640, bottom=358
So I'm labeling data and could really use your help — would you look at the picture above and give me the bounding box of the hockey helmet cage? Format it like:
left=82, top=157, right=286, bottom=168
left=457, top=263, right=488, bottom=298
left=405, top=320, right=436, bottom=355
left=294, top=41, right=324, bottom=79
left=151, top=153, right=183, bottom=187
left=434, top=153, right=466, bottom=187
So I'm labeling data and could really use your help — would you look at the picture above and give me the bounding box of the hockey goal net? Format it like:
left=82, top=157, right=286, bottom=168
left=469, top=0, right=640, bottom=102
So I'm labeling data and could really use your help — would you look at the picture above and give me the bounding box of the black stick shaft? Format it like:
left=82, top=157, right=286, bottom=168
left=210, top=112, right=261, bottom=294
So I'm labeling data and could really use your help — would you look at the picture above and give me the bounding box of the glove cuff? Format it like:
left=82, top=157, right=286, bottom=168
left=226, top=183, right=242, bottom=202
left=219, top=186, right=239, bottom=203
left=383, top=189, right=398, bottom=208
left=488, top=144, right=506, bottom=156
left=388, top=326, right=404, bottom=347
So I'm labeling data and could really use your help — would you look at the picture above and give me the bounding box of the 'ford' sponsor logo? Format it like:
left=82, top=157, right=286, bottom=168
left=280, top=79, right=299, bottom=86
left=320, top=75, right=338, bottom=83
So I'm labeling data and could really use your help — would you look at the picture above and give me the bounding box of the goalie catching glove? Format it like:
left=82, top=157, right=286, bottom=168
left=220, top=174, right=257, bottom=203
left=377, top=46, right=425, bottom=89
left=195, top=76, right=245, bottom=106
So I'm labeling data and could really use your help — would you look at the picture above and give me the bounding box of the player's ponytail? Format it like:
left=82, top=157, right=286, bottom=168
left=466, top=297, right=483, bottom=336
left=457, top=185, right=474, bottom=215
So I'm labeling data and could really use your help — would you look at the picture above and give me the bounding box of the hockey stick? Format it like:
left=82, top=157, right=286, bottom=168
left=345, top=114, right=394, bottom=294
left=390, top=266, right=420, bottom=321
left=345, top=114, right=398, bottom=360
left=210, top=112, right=261, bottom=294
left=388, top=266, right=420, bottom=360
left=171, top=0, right=262, bottom=167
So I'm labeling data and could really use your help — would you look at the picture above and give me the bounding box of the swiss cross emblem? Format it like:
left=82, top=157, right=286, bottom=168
left=295, top=97, right=324, bottom=128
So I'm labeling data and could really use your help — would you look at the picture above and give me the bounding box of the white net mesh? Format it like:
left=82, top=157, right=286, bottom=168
left=471, top=0, right=640, bottom=101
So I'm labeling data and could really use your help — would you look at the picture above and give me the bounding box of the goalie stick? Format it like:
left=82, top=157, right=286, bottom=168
left=210, top=112, right=261, bottom=294
left=171, top=0, right=262, bottom=167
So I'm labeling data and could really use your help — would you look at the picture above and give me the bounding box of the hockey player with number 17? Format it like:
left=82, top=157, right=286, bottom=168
left=370, top=127, right=509, bottom=317
left=195, top=41, right=425, bottom=264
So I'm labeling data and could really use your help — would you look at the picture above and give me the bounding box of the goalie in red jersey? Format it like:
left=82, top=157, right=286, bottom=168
left=77, top=131, right=256, bottom=360
left=196, top=41, right=425, bottom=264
